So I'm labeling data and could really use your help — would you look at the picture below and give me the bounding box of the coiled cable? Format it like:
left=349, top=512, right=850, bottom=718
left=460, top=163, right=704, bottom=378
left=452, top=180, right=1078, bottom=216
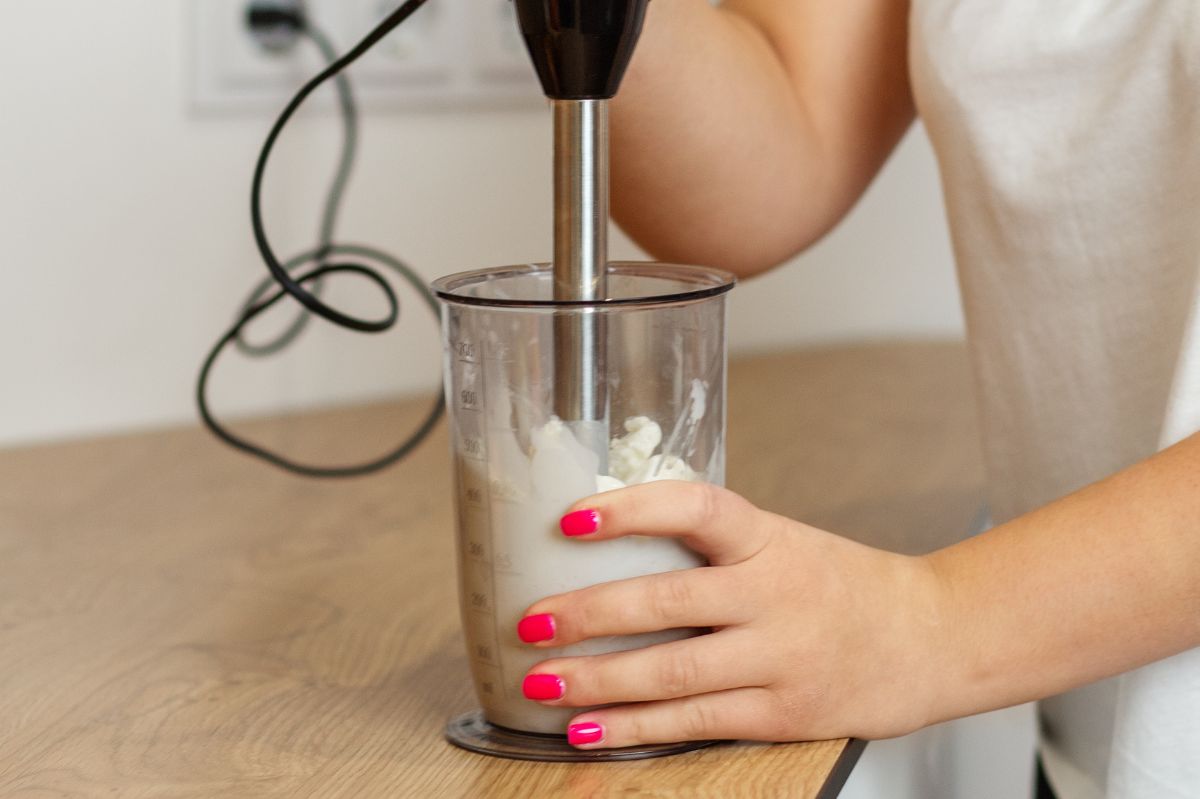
left=196, top=0, right=444, bottom=478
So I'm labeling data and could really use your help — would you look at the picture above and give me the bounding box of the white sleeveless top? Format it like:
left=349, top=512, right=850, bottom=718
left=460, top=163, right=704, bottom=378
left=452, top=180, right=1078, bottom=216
left=909, top=2, right=1200, bottom=797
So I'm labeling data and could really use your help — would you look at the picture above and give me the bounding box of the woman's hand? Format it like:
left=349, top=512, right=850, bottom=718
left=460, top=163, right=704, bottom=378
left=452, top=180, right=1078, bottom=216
left=516, top=481, right=950, bottom=749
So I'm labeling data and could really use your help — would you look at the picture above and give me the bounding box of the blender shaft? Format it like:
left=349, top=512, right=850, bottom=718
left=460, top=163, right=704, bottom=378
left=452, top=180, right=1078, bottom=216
left=553, top=99, right=609, bottom=463
left=553, top=100, right=608, bottom=304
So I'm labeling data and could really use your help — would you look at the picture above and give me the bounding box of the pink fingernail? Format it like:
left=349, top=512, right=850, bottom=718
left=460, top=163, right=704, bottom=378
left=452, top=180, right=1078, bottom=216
left=517, top=613, right=556, bottom=644
left=522, top=674, right=565, bottom=701
left=567, top=722, right=605, bottom=746
left=561, top=509, right=600, bottom=537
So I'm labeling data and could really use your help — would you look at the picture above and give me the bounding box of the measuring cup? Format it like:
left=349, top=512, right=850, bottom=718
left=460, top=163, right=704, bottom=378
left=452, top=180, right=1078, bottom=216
left=433, top=262, right=735, bottom=760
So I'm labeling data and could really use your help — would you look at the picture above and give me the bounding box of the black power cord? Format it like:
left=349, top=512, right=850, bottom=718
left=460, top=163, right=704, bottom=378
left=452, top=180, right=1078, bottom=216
left=197, top=0, right=444, bottom=478
left=234, top=21, right=351, bottom=358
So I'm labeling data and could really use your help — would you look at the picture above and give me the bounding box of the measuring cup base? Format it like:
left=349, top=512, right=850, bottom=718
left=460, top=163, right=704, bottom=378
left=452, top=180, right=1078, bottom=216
left=445, top=710, right=722, bottom=762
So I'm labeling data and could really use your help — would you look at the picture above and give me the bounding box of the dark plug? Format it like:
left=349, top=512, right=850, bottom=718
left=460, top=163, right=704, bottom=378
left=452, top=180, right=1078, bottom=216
left=246, top=0, right=307, bottom=54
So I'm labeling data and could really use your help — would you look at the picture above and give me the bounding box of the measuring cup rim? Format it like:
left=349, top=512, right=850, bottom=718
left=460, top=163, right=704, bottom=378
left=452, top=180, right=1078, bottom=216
left=431, top=262, right=737, bottom=309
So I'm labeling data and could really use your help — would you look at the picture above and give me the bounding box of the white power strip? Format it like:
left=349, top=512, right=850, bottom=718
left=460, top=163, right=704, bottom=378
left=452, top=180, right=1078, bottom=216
left=189, top=0, right=543, bottom=113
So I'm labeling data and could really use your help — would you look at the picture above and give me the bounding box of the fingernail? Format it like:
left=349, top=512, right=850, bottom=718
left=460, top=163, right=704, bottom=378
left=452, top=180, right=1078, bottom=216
left=517, top=613, right=556, bottom=644
left=561, top=509, right=600, bottom=537
left=567, top=722, right=605, bottom=746
left=522, top=673, right=565, bottom=701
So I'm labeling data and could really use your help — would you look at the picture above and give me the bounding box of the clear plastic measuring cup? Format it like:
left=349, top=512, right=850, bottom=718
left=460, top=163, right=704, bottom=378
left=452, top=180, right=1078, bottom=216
left=434, top=262, right=735, bottom=758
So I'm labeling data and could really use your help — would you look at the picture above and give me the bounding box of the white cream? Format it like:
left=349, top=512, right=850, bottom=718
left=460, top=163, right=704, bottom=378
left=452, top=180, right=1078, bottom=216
left=607, top=415, right=700, bottom=485
left=608, top=415, right=662, bottom=483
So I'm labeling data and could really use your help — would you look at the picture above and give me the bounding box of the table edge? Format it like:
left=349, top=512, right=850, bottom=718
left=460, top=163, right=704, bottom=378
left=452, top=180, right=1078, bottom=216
left=816, top=739, right=868, bottom=799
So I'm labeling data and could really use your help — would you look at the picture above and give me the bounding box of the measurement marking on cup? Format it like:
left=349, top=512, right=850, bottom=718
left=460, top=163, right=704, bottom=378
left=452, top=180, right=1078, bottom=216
left=454, top=340, right=478, bottom=363
left=462, top=436, right=485, bottom=460
left=458, top=389, right=480, bottom=410
left=462, top=506, right=492, bottom=564
left=451, top=334, right=511, bottom=706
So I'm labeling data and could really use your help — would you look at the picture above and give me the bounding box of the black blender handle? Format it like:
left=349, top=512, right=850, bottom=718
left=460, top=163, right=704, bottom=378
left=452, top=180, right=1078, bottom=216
left=513, top=0, right=652, bottom=100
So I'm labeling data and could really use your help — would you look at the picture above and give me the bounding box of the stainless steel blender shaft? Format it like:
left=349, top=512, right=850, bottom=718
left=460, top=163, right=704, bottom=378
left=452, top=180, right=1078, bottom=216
left=553, top=99, right=609, bottom=465
left=513, top=0, right=651, bottom=467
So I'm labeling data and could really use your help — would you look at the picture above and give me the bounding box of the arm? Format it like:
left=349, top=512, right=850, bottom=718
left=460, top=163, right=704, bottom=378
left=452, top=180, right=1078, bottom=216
left=610, top=0, right=915, bottom=276
left=925, top=431, right=1200, bottom=723
left=514, top=432, right=1200, bottom=747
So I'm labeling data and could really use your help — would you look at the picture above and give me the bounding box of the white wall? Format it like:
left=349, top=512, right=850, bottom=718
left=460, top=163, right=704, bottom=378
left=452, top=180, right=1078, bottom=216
left=0, top=1, right=962, bottom=449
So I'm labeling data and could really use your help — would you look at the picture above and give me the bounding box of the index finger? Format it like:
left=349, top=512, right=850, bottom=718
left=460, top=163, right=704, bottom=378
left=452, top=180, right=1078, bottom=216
left=561, top=481, right=776, bottom=566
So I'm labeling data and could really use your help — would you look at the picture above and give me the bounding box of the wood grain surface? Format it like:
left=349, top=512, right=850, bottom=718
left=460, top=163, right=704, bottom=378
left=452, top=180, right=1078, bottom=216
left=0, top=342, right=983, bottom=798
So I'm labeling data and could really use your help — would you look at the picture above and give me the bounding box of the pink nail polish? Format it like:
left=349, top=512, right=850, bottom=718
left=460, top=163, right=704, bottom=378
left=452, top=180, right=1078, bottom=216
left=522, top=674, right=565, bottom=701
left=517, top=613, right=556, bottom=644
left=561, top=509, right=600, bottom=537
left=567, top=722, right=605, bottom=746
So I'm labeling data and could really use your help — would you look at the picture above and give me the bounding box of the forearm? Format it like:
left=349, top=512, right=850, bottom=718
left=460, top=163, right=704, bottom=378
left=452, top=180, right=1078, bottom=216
left=611, top=0, right=914, bottom=277
left=925, top=432, right=1200, bottom=723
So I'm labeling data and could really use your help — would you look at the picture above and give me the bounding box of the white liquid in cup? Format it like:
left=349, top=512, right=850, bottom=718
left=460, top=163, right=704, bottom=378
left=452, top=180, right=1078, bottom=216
left=457, top=398, right=712, bottom=734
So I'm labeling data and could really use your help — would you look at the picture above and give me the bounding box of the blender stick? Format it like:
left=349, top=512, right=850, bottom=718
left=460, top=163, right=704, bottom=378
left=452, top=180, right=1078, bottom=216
left=513, top=0, right=651, bottom=469
left=553, top=99, right=609, bottom=466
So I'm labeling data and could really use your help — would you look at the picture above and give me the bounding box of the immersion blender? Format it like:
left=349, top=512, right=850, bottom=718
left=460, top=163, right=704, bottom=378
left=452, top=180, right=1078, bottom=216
left=516, top=0, right=652, bottom=461
left=437, top=0, right=736, bottom=762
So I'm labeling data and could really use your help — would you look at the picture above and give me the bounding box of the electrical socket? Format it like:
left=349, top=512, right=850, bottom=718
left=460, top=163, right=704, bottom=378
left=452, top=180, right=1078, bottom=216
left=190, top=0, right=542, bottom=112
left=191, top=0, right=333, bottom=112
left=342, top=0, right=454, bottom=85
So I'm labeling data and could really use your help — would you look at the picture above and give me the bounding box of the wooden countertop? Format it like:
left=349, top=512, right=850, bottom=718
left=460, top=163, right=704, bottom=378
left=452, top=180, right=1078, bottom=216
left=0, top=342, right=983, bottom=798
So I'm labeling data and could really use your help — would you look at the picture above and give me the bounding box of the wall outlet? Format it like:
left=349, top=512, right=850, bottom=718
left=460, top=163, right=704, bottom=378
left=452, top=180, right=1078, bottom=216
left=341, top=0, right=455, bottom=86
left=190, top=0, right=543, bottom=112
